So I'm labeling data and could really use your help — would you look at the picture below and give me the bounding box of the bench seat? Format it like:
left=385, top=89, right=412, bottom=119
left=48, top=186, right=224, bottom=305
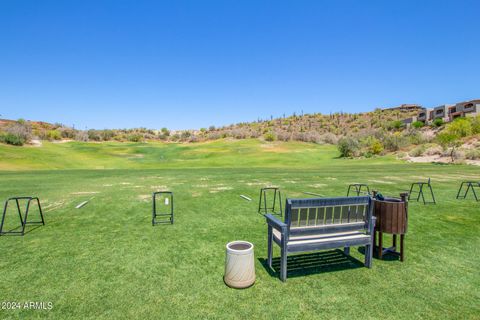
left=273, top=229, right=370, bottom=253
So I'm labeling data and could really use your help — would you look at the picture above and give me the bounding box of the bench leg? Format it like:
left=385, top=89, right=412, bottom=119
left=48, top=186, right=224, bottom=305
left=378, top=232, right=383, bottom=260
left=344, top=247, right=350, bottom=255
left=400, top=234, right=405, bottom=262
left=280, top=242, right=287, bottom=282
left=365, top=244, right=372, bottom=268
left=267, top=226, right=273, bottom=269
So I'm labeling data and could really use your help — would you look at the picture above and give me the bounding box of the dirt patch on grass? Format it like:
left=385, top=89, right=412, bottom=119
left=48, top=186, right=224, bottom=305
left=151, top=185, right=168, bottom=190
left=138, top=195, right=150, bottom=202
left=71, top=192, right=99, bottom=195
left=406, top=155, right=480, bottom=166
left=368, top=179, right=394, bottom=185
left=309, top=183, right=327, bottom=188
left=209, top=186, right=233, bottom=193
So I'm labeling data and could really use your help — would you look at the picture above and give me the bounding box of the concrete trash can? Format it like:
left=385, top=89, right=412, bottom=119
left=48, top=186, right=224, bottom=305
left=224, top=241, right=255, bottom=288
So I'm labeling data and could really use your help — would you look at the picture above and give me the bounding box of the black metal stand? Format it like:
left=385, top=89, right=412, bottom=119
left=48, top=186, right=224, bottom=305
left=258, top=187, right=282, bottom=216
left=408, top=178, right=436, bottom=204
left=0, top=197, right=45, bottom=236
left=456, top=181, right=479, bottom=201
left=347, top=183, right=370, bottom=197
left=152, top=192, right=174, bottom=225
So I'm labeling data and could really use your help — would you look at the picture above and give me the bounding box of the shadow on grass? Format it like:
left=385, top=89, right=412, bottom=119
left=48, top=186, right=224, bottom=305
left=358, top=246, right=400, bottom=261
left=258, top=249, right=365, bottom=279
left=0, top=224, right=43, bottom=236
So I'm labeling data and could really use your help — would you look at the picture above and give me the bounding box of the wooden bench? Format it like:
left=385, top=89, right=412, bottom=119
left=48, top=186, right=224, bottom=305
left=266, top=196, right=375, bottom=282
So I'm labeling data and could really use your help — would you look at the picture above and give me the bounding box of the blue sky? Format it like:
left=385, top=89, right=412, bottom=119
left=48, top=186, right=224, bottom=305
left=1, top=1, right=479, bottom=130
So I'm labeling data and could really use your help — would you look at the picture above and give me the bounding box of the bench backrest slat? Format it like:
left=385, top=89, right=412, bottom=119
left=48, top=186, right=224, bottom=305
left=285, top=196, right=372, bottom=234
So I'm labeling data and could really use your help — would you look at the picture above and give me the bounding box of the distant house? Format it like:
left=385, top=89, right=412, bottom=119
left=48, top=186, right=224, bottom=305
left=432, top=105, right=453, bottom=122
left=454, top=100, right=480, bottom=119
left=383, top=104, right=423, bottom=112
left=417, top=108, right=433, bottom=123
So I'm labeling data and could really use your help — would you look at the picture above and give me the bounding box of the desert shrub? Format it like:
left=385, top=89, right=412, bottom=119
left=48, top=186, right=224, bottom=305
left=5, top=121, right=32, bottom=143
left=318, top=133, right=338, bottom=144
left=231, top=128, right=249, bottom=139
left=388, top=120, right=404, bottom=131
left=276, top=131, right=291, bottom=142
left=337, top=137, right=360, bottom=157
left=264, top=132, right=276, bottom=142
left=161, top=128, right=170, bottom=136
left=128, top=134, right=143, bottom=142
left=412, top=121, right=424, bottom=129
left=46, top=130, right=61, bottom=140
left=404, top=129, right=426, bottom=145
left=59, top=127, right=76, bottom=139
left=0, top=132, right=25, bottom=146
left=101, top=130, right=115, bottom=141
left=362, top=136, right=383, bottom=155
left=431, top=118, right=444, bottom=127
left=87, top=130, right=101, bottom=141
left=74, top=131, right=89, bottom=142
left=180, top=131, right=192, bottom=139
left=471, top=115, right=480, bottom=134
left=424, top=144, right=443, bottom=156
left=446, top=118, right=472, bottom=137
left=465, top=149, right=480, bottom=160
left=409, top=145, right=426, bottom=157
left=383, top=132, right=409, bottom=151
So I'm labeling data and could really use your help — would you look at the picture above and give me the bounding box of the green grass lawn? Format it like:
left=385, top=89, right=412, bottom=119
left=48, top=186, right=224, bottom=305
left=0, top=140, right=479, bottom=319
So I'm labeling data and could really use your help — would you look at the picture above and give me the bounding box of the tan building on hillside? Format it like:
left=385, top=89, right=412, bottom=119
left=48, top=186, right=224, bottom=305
left=407, top=99, right=479, bottom=125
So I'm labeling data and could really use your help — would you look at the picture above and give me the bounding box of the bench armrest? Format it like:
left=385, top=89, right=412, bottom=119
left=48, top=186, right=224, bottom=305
left=265, top=214, right=287, bottom=232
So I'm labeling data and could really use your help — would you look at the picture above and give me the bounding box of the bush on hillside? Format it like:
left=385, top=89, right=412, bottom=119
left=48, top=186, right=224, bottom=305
left=362, top=136, right=384, bottom=155
left=4, top=121, right=32, bottom=143
left=128, top=134, right=143, bottom=142
left=470, top=115, right=480, bottom=135
left=59, top=127, right=76, bottom=139
left=465, top=149, right=480, bottom=160
left=409, top=145, right=426, bottom=157
left=46, top=130, right=61, bottom=140
left=446, top=118, right=472, bottom=138
left=74, top=131, right=89, bottom=142
left=338, top=137, right=360, bottom=157
left=431, top=118, right=444, bottom=127
left=0, top=132, right=26, bottom=146
left=388, top=120, right=404, bottom=131
left=264, top=132, right=276, bottom=142
left=412, top=121, right=424, bottom=129
left=318, top=133, right=338, bottom=144
left=424, top=144, right=443, bottom=156
left=383, top=132, right=409, bottom=151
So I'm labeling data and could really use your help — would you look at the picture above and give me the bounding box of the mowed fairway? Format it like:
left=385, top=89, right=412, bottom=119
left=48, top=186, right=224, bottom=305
left=0, top=140, right=479, bottom=319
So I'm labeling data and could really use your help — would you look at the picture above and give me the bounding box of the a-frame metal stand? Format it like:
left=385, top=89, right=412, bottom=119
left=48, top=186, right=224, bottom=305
left=347, top=183, right=370, bottom=197
left=152, top=192, right=174, bottom=225
left=258, top=187, right=282, bottom=216
left=408, top=178, right=436, bottom=204
left=0, top=197, right=45, bottom=236
left=456, top=181, right=480, bottom=201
